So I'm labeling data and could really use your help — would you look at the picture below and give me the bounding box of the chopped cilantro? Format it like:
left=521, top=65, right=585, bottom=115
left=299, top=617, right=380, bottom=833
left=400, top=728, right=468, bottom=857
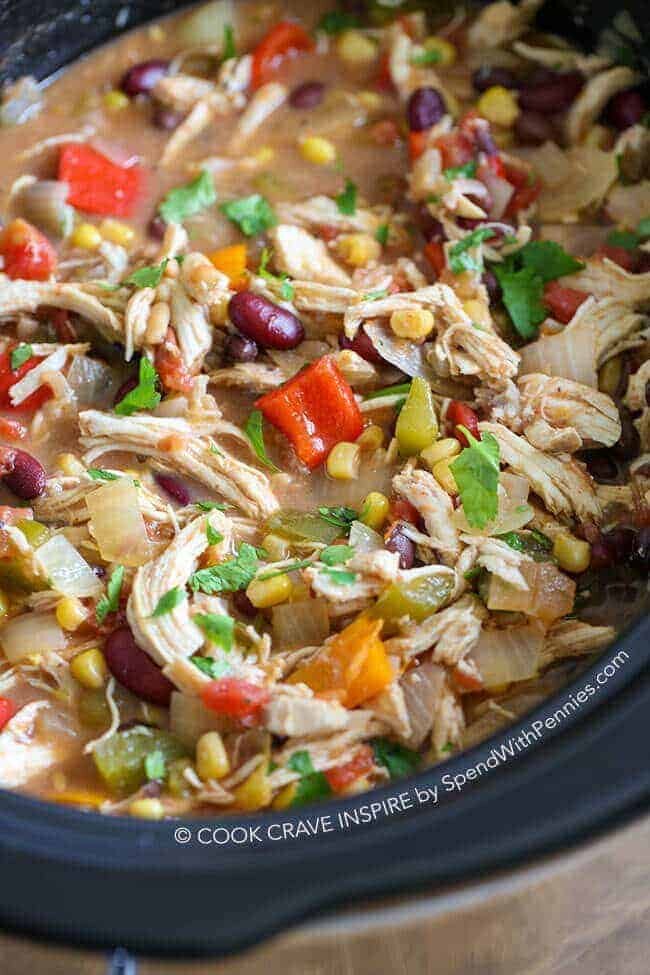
left=375, top=223, right=390, bottom=246
left=362, top=288, right=389, bottom=301
left=222, top=23, right=236, bottom=60
left=189, top=543, right=259, bottom=594
left=124, top=259, right=168, bottom=289
left=287, top=750, right=332, bottom=806
left=244, top=409, right=280, bottom=473
left=335, top=178, right=357, bottom=216
left=206, top=522, right=224, bottom=546
left=220, top=194, right=276, bottom=236
left=364, top=381, right=411, bottom=400
left=194, top=612, right=234, bottom=652
left=450, top=428, right=500, bottom=530
left=114, top=357, right=161, bottom=416
left=159, top=170, right=216, bottom=224
left=371, top=738, right=420, bottom=778
left=322, top=567, right=357, bottom=585
left=195, top=501, right=228, bottom=512
left=448, top=227, right=494, bottom=275
left=606, top=229, right=640, bottom=251
left=318, top=9, right=359, bottom=33
left=87, top=468, right=120, bottom=482
left=10, top=344, right=33, bottom=371
left=151, top=586, right=187, bottom=618
left=443, top=161, right=477, bottom=180
left=317, top=505, right=358, bottom=531
left=258, top=248, right=294, bottom=300
left=257, top=559, right=314, bottom=581
left=191, top=654, right=231, bottom=679
left=411, top=48, right=442, bottom=65
left=144, top=750, right=166, bottom=781
left=320, top=544, right=355, bottom=565
left=498, top=528, right=552, bottom=562
left=96, top=564, right=124, bottom=623
left=510, top=241, right=584, bottom=282
left=637, top=217, right=650, bottom=239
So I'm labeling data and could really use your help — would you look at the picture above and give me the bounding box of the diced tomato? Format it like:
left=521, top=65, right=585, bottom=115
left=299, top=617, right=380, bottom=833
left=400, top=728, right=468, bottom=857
left=47, top=308, right=77, bottom=343
left=256, top=355, right=363, bottom=470
left=324, top=745, right=374, bottom=793
left=486, top=154, right=506, bottom=178
left=543, top=280, right=589, bottom=325
left=595, top=244, right=637, bottom=272
left=58, top=144, right=144, bottom=217
left=0, top=417, right=26, bottom=440
left=408, top=129, right=428, bottom=161
left=503, top=162, right=541, bottom=217
left=434, top=131, right=474, bottom=169
left=375, top=52, right=393, bottom=92
left=424, top=240, right=446, bottom=276
left=318, top=225, right=340, bottom=243
left=202, top=678, right=270, bottom=727
left=0, top=697, right=17, bottom=731
left=154, top=328, right=195, bottom=394
left=251, top=22, right=315, bottom=89
left=0, top=348, right=53, bottom=412
left=447, top=401, right=479, bottom=446
left=0, top=219, right=57, bottom=281
left=389, top=497, right=420, bottom=526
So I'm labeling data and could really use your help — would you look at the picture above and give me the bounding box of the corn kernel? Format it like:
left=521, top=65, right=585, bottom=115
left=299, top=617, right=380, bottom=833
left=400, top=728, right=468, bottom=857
left=102, top=89, right=130, bottom=111
left=55, top=452, right=85, bottom=476
left=598, top=356, right=623, bottom=397
left=336, top=30, right=378, bottom=65
left=421, top=437, right=460, bottom=469
left=272, top=781, right=298, bottom=810
left=299, top=135, right=337, bottom=166
left=476, top=86, right=519, bottom=128
left=357, top=424, right=384, bottom=451
left=70, top=648, right=107, bottom=690
left=232, top=761, right=272, bottom=811
left=0, top=590, right=9, bottom=621
left=254, top=145, right=275, bottom=164
left=336, top=233, right=382, bottom=268
left=129, top=798, right=165, bottom=820
left=17, top=518, right=48, bottom=547
left=99, top=219, right=135, bottom=247
left=196, top=731, right=230, bottom=781
left=326, top=441, right=361, bottom=480
left=357, top=90, right=383, bottom=112
left=360, top=491, right=390, bottom=531
left=55, top=596, right=88, bottom=632
left=247, top=574, right=293, bottom=609
left=553, top=533, right=591, bottom=574
left=422, top=36, right=456, bottom=66
left=70, top=222, right=102, bottom=251
left=432, top=457, right=458, bottom=495
left=390, top=308, right=434, bottom=341
left=262, top=533, right=290, bottom=562
left=462, top=298, right=491, bottom=330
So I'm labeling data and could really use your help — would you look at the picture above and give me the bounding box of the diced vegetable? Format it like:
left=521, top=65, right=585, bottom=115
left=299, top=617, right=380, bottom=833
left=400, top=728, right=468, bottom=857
left=251, top=22, right=315, bottom=89
left=180, top=0, right=235, bottom=45
left=470, top=623, right=544, bottom=690
left=0, top=218, right=57, bottom=281
left=267, top=509, right=344, bottom=545
left=486, top=560, right=576, bottom=625
left=257, top=356, right=363, bottom=469
left=271, top=597, right=330, bottom=649
left=35, top=534, right=103, bottom=598
left=17, top=180, right=74, bottom=238
left=395, top=377, right=438, bottom=456
left=371, top=571, right=454, bottom=623
left=202, top=678, right=270, bottom=726
left=232, top=760, right=272, bottom=811
left=325, top=744, right=374, bottom=792
left=169, top=691, right=231, bottom=747
left=209, top=243, right=248, bottom=288
left=59, top=144, right=144, bottom=217
left=0, top=611, right=66, bottom=662
left=85, top=478, right=152, bottom=567
left=543, top=281, right=589, bottom=324
left=0, top=347, right=53, bottom=412
left=349, top=518, right=384, bottom=553
left=93, top=725, right=187, bottom=795
left=0, top=697, right=18, bottom=731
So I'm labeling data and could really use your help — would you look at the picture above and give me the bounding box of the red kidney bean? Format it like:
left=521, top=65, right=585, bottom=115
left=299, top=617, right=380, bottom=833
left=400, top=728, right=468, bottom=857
left=147, top=214, right=167, bottom=240
left=515, top=110, right=556, bottom=145
left=518, top=72, right=583, bottom=113
left=592, top=527, right=636, bottom=570
left=0, top=447, right=46, bottom=500
left=607, top=89, right=646, bottom=130
left=419, top=209, right=445, bottom=243
left=154, top=473, right=191, bottom=506
left=228, top=291, right=304, bottom=350
left=152, top=106, right=183, bottom=131
left=612, top=407, right=640, bottom=461
left=584, top=451, right=619, bottom=483
left=472, top=66, right=518, bottom=92
left=120, top=59, right=169, bottom=97
left=232, top=589, right=257, bottom=619
left=407, top=87, right=446, bottom=132
left=113, top=374, right=138, bottom=406
left=339, top=325, right=385, bottom=366
left=385, top=527, right=415, bottom=569
left=482, top=269, right=501, bottom=302
left=447, top=401, right=480, bottom=446
left=637, top=252, right=650, bottom=274
left=224, top=333, right=259, bottom=363
left=104, top=626, right=174, bottom=706
left=289, top=81, right=326, bottom=109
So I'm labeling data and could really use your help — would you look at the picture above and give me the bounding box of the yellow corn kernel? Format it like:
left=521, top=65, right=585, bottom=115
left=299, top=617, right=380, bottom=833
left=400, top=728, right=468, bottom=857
left=462, top=298, right=491, bottom=330
left=246, top=574, right=293, bottom=609
left=262, top=533, right=290, bottom=562
left=289, top=581, right=311, bottom=602
left=0, top=590, right=9, bottom=621
left=432, top=457, right=458, bottom=495
left=598, top=356, right=623, bottom=397
left=232, top=761, right=272, bottom=811
left=326, top=441, right=361, bottom=480
left=129, top=798, right=165, bottom=821
left=17, top=518, right=48, bottom=547
left=99, top=219, right=135, bottom=247
left=254, top=145, right=275, bottom=164
left=422, top=36, right=456, bottom=66
left=272, top=781, right=298, bottom=810
left=390, top=308, right=434, bottom=341
left=336, top=233, right=382, bottom=268
left=196, top=731, right=230, bottom=781
left=336, top=30, right=378, bottom=65
left=70, top=222, right=102, bottom=251
left=357, top=424, right=384, bottom=451
left=70, top=648, right=107, bottom=690
left=357, top=90, right=383, bottom=112
left=299, top=135, right=337, bottom=166
left=553, top=533, right=591, bottom=574
left=421, top=437, right=460, bottom=469
left=55, top=596, right=88, bottom=632
left=55, top=452, right=85, bottom=476
left=476, top=86, right=519, bottom=128
left=360, top=491, right=390, bottom=531
left=103, top=89, right=129, bottom=111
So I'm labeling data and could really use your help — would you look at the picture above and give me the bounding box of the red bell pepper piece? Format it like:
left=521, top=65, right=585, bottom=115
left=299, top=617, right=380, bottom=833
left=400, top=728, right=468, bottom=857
left=59, top=143, right=144, bottom=217
left=154, top=328, right=195, bottom=394
left=408, top=129, right=428, bottom=161
left=446, top=400, right=480, bottom=446
left=0, top=417, right=27, bottom=441
left=202, top=678, right=270, bottom=727
left=251, top=22, right=315, bottom=89
left=0, top=219, right=57, bottom=281
left=376, top=52, right=393, bottom=92
left=389, top=497, right=420, bottom=526
left=595, top=243, right=638, bottom=272
left=0, top=347, right=53, bottom=412
left=324, top=745, right=374, bottom=793
left=424, top=240, right=446, bottom=276
left=433, top=131, right=474, bottom=169
left=0, top=697, right=17, bottom=731
left=543, top=280, right=590, bottom=325
left=256, top=355, right=363, bottom=469
left=503, top=162, right=541, bottom=216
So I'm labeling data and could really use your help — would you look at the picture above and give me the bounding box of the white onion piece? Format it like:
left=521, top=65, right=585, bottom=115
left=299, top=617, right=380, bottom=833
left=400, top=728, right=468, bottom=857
left=17, top=180, right=73, bottom=238
left=470, top=623, right=544, bottom=690
left=487, top=561, right=575, bottom=626
left=67, top=355, right=118, bottom=409
left=349, top=520, right=384, bottom=554
left=180, top=0, right=236, bottom=45
left=85, top=478, right=152, bottom=567
left=520, top=319, right=598, bottom=387
left=400, top=661, right=446, bottom=748
left=0, top=612, right=66, bottom=663
left=364, top=321, right=436, bottom=380
left=35, top=534, right=102, bottom=598
left=271, top=598, right=330, bottom=650
left=89, top=138, right=140, bottom=169
left=169, top=691, right=230, bottom=747
left=481, top=167, right=514, bottom=220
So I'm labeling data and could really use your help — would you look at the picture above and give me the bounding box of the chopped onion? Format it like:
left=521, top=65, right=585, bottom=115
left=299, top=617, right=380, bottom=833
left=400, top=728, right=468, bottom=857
left=85, top=478, right=152, bottom=567
left=364, top=322, right=436, bottom=381
left=531, top=146, right=617, bottom=221
left=16, top=180, right=73, bottom=238
left=481, top=167, right=514, bottom=220
left=67, top=355, right=118, bottom=408
left=400, top=661, right=446, bottom=748
left=349, top=520, right=384, bottom=554
left=487, top=561, right=576, bottom=626
left=169, top=691, right=231, bottom=747
left=89, top=138, right=140, bottom=169
left=470, top=623, right=544, bottom=690
left=0, top=77, right=42, bottom=127
left=180, top=0, right=236, bottom=46
left=520, top=318, right=597, bottom=387
left=35, top=534, right=102, bottom=598
left=0, top=612, right=66, bottom=663
left=271, top=598, right=330, bottom=650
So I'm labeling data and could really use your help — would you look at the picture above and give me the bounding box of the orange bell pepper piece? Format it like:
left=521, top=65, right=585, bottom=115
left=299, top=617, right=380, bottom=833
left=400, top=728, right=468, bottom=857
left=251, top=22, right=315, bottom=89
left=209, top=244, right=248, bottom=289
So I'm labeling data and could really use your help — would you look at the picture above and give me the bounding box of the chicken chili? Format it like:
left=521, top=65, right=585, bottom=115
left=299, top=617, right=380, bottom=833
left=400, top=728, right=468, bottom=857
left=0, top=0, right=648, bottom=819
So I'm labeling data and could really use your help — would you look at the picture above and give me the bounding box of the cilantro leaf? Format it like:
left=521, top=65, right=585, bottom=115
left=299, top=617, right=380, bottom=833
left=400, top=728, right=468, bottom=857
left=317, top=506, right=358, bottom=531
left=151, top=586, right=187, bottom=618
left=206, top=522, right=224, bottom=546
left=194, top=612, right=234, bottom=652
left=371, top=738, right=420, bottom=778
left=96, top=564, right=124, bottom=623
left=498, top=529, right=552, bottom=562
left=144, top=750, right=166, bottom=781
left=244, top=409, right=280, bottom=472
left=606, top=229, right=639, bottom=251
left=222, top=23, right=236, bottom=60
left=189, top=542, right=259, bottom=594
left=318, top=9, right=359, bottom=33
left=87, top=468, right=120, bottom=482
left=287, top=750, right=332, bottom=806
left=258, top=248, right=294, bottom=300
left=336, top=178, right=357, bottom=216
left=220, top=194, right=276, bottom=236
left=125, top=259, right=168, bottom=289
left=258, top=559, right=314, bottom=581
left=448, top=227, right=494, bottom=275
left=411, top=48, right=442, bottom=65
left=513, top=241, right=584, bottom=282
left=191, top=654, right=231, bottom=679
left=364, top=381, right=411, bottom=401
left=320, top=544, right=355, bottom=565
left=375, top=223, right=389, bottom=246
left=195, top=501, right=228, bottom=512
left=114, top=357, right=161, bottom=415
left=637, top=217, right=650, bottom=240
left=10, top=344, right=33, bottom=371
left=450, top=428, right=500, bottom=529
left=363, top=288, right=389, bottom=301
left=159, top=170, right=216, bottom=224
left=322, top=567, right=357, bottom=585
left=494, top=264, right=546, bottom=340
left=443, top=161, right=477, bottom=180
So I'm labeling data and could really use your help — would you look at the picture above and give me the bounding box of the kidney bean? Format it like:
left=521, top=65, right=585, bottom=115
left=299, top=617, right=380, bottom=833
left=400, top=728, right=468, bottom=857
left=592, top=527, right=637, bottom=571
left=518, top=72, right=583, bottom=114
left=104, top=626, right=174, bottom=706
left=612, top=407, right=640, bottom=461
left=232, top=589, right=257, bottom=618
left=472, top=66, right=518, bottom=92
left=419, top=209, right=445, bottom=243
left=339, top=325, right=385, bottom=365
left=607, top=89, right=646, bottom=130
left=0, top=447, right=46, bottom=500
left=515, top=110, right=556, bottom=145
left=147, top=214, right=167, bottom=240
left=120, top=59, right=169, bottom=97
left=228, top=291, right=304, bottom=350
left=154, top=473, right=191, bottom=506
left=447, top=401, right=480, bottom=446
left=407, top=87, right=446, bottom=132
left=385, top=527, right=415, bottom=569
left=584, top=451, right=619, bottom=483
left=289, top=81, right=325, bottom=109
left=482, top=269, right=501, bottom=302
left=152, top=106, right=183, bottom=131
left=224, top=333, right=259, bottom=363
left=113, top=374, right=138, bottom=406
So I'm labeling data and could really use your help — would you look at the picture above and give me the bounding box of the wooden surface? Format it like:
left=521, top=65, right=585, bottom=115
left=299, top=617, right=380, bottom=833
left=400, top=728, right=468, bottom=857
left=2, top=813, right=650, bottom=974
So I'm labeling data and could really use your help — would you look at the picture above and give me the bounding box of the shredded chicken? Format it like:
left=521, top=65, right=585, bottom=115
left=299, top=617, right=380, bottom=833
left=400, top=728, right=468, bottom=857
left=519, top=373, right=621, bottom=452
left=0, top=277, right=123, bottom=343
left=540, top=619, right=616, bottom=668
left=565, top=66, right=640, bottom=145
left=466, top=0, right=543, bottom=48
left=392, top=466, right=461, bottom=565
left=267, top=224, right=351, bottom=287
